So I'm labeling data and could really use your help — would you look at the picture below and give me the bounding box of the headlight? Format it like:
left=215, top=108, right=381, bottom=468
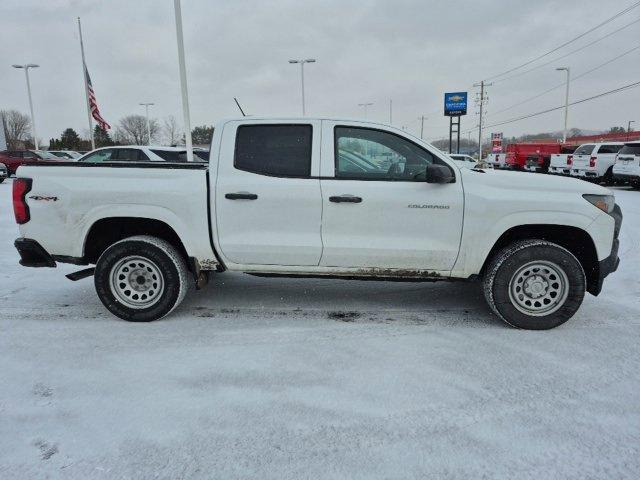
left=583, top=194, right=615, bottom=214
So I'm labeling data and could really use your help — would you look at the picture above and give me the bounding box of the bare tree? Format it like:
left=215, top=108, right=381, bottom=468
left=163, top=115, right=182, bottom=145
left=114, top=114, right=160, bottom=145
left=1, top=110, right=32, bottom=149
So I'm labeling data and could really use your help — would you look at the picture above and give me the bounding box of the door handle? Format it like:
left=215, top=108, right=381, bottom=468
left=329, top=195, right=362, bottom=203
left=225, top=192, right=258, bottom=200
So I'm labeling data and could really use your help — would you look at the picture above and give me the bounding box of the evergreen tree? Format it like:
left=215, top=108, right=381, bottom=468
left=60, top=128, right=81, bottom=149
left=191, top=125, right=214, bottom=145
left=93, top=125, right=115, bottom=147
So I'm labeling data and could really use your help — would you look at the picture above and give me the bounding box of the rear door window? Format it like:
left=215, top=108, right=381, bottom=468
left=574, top=144, right=595, bottom=155
left=112, top=149, right=149, bottom=162
left=234, top=124, right=312, bottom=177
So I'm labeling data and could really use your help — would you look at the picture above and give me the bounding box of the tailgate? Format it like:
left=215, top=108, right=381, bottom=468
left=572, top=154, right=590, bottom=169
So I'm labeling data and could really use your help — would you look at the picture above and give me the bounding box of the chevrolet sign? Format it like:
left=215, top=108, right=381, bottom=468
left=444, top=92, right=468, bottom=116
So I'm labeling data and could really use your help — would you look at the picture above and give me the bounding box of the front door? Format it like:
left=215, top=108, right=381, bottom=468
left=215, top=121, right=323, bottom=266
left=319, top=122, right=464, bottom=271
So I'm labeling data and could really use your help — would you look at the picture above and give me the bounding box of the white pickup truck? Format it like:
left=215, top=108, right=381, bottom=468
left=570, top=142, right=624, bottom=184
left=13, top=118, right=622, bottom=329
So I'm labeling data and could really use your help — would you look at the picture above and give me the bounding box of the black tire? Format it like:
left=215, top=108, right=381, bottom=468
left=483, top=240, right=586, bottom=330
left=602, top=167, right=614, bottom=186
left=0, top=178, right=4, bottom=184
left=94, top=235, right=189, bottom=322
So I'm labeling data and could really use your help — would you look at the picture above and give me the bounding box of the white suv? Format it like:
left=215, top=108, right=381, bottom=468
left=570, top=142, right=623, bottom=184
left=613, top=141, right=640, bottom=188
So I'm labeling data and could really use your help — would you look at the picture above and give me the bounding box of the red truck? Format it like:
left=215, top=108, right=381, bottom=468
left=0, top=150, right=65, bottom=176
left=505, top=143, right=566, bottom=172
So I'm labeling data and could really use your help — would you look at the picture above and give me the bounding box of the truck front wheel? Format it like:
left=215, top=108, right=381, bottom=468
left=483, top=240, right=586, bottom=329
left=94, top=235, right=189, bottom=322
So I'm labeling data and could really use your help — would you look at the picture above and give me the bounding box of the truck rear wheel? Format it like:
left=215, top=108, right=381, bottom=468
left=483, top=240, right=586, bottom=329
left=94, top=235, right=189, bottom=322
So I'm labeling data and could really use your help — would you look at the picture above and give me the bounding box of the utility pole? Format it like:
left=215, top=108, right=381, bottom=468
left=389, top=99, right=392, bottom=125
left=473, top=80, right=491, bottom=160
left=420, top=115, right=426, bottom=139
left=139, top=102, right=154, bottom=145
left=358, top=102, right=373, bottom=119
left=556, top=67, right=570, bottom=143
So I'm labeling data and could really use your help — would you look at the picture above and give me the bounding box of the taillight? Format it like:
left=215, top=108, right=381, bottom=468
left=13, top=178, right=32, bottom=224
left=589, top=156, right=597, bottom=167
left=567, top=155, right=573, bottom=165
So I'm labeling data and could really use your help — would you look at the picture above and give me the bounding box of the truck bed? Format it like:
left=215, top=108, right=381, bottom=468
left=15, top=162, right=218, bottom=267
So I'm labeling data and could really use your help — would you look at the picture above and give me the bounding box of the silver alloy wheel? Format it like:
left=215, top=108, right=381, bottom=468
left=508, top=260, right=569, bottom=316
left=109, top=256, right=165, bottom=309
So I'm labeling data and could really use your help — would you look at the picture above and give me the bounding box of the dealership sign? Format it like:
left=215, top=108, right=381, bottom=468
left=491, top=132, right=504, bottom=152
left=444, top=92, right=468, bottom=116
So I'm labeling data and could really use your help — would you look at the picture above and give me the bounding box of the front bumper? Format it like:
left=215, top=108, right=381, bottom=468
left=589, top=204, right=622, bottom=295
left=14, top=238, right=56, bottom=268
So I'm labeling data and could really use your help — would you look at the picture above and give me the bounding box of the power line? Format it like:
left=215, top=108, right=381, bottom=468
left=483, top=80, right=640, bottom=129
left=488, top=43, right=640, bottom=118
left=492, top=16, right=640, bottom=85
left=483, top=0, right=640, bottom=81
left=457, top=79, right=640, bottom=136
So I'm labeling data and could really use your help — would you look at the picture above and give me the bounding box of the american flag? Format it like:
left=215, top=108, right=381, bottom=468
left=84, top=62, right=111, bottom=131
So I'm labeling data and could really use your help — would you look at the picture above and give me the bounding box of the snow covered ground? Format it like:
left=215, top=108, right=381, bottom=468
left=1, top=178, right=639, bottom=479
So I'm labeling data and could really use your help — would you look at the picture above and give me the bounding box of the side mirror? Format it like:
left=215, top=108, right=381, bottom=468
left=426, top=164, right=454, bottom=184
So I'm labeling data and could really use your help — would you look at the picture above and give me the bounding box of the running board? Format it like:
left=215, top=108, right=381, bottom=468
left=66, top=267, right=95, bottom=281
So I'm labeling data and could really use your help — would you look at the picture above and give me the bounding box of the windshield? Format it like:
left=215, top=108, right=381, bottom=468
left=34, top=150, right=59, bottom=159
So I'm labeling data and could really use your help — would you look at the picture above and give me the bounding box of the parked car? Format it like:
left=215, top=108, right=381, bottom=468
left=449, top=154, right=477, bottom=168
left=0, top=163, right=7, bottom=183
left=77, top=146, right=208, bottom=163
left=486, top=153, right=507, bottom=169
left=570, top=142, right=623, bottom=184
left=612, top=141, right=640, bottom=188
left=12, top=117, right=621, bottom=330
left=548, top=145, right=578, bottom=176
left=505, top=143, right=560, bottom=172
left=0, top=150, right=65, bottom=176
left=48, top=150, right=83, bottom=159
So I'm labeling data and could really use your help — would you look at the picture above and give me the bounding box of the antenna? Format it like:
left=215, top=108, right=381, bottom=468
left=234, top=97, right=246, bottom=117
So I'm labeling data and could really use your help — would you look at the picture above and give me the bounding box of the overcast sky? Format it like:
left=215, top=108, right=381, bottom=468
left=1, top=0, right=639, bottom=144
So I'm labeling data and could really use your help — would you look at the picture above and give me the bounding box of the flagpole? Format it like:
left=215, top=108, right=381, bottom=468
left=173, top=0, right=194, bottom=162
left=78, top=17, right=95, bottom=150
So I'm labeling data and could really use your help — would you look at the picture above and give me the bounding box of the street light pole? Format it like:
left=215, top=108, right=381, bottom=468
left=556, top=67, right=570, bottom=143
left=289, top=59, right=316, bottom=116
left=358, top=102, right=373, bottom=119
left=12, top=64, right=40, bottom=149
left=139, top=102, right=154, bottom=145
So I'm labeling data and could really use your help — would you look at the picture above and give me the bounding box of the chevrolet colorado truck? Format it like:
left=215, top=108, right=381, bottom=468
left=12, top=118, right=622, bottom=329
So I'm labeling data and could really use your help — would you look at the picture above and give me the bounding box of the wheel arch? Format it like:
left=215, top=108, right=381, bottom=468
left=83, top=217, right=190, bottom=268
left=480, top=224, right=600, bottom=294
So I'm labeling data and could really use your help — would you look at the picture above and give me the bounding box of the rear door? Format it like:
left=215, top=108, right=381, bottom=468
left=214, top=120, right=323, bottom=266
left=318, top=121, right=464, bottom=271
left=594, top=143, right=623, bottom=173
